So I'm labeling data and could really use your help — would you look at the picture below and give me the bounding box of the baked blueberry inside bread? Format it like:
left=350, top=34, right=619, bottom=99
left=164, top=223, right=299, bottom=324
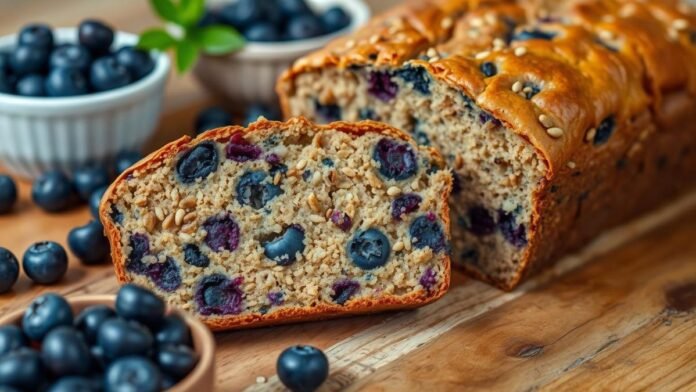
left=100, top=118, right=452, bottom=330
left=278, top=0, right=696, bottom=290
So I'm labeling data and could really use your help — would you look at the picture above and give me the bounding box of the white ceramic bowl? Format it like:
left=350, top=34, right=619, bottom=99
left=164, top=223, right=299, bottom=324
left=0, top=28, right=170, bottom=180
left=193, top=0, right=370, bottom=105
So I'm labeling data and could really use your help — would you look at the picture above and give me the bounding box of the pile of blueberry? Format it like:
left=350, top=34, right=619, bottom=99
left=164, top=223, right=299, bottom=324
left=203, top=0, right=351, bottom=42
left=194, top=103, right=280, bottom=135
left=0, top=285, right=198, bottom=391
left=0, top=20, right=154, bottom=97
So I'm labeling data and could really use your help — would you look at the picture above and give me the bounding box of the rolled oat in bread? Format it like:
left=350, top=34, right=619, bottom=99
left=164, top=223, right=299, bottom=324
left=100, top=118, right=452, bottom=330
left=277, top=0, right=696, bottom=290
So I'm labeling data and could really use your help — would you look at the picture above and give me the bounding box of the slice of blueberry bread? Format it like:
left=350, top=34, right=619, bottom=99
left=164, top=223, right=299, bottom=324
left=278, top=0, right=696, bottom=290
left=100, top=118, right=452, bottom=330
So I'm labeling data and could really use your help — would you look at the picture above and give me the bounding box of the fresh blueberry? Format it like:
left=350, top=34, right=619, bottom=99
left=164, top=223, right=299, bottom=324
left=97, top=318, right=153, bottom=360
left=176, top=142, right=219, bottom=184
left=18, top=24, right=54, bottom=49
left=593, top=115, right=615, bottom=146
left=73, top=165, right=110, bottom=201
left=114, top=150, right=142, bottom=174
left=104, top=356, right=161, bottom=392
left=277, top=345, right=329, bottom=392
left=155, top=314, right=192, bottom=347
left=89, top=345, right=107, bottom=370
left=373, top=138, right=418, bottom=180
left=75, top=305, right=115, bottom=345
left=409, top=214, right=447, bottom=252
left=78, top=19, right=114, bottom=56
left=264, top=225, right=306, bottom=266
left=16, top=74, right=46, bottom=96
left=244, top=22, right=280, bottom=42
left=367, top=71, right=398, bottom=102
left=330, top=210, right=352, bottom=231
left=45, top=67, right=90, bottom=96
left=146, top=257, right=182, bottom=292
left=314, top=100, right=341, bottom=123
left=395, top=65, right=430, bottom=95
left=68, top=220, right=110, bottom=265
left=22, top=241, right=68, bottom=285
left=115, top=46, right=154, bottom=80
left=419, top=267, right=438, bottom=291
left=89, top=186, right=107, bottom=220
left=331, top=279, right=360, bottom=305
left=244, top=103, right=279, bottom=126
left=22, top=293, right=73, bottom=341
left=195, top=274, right=243, bottom=316
left=321, top=6, right=351, bottom=33
left=277, top=0, right=312, bottom=17
left=466, top=206, right=496, bottom=236
left=498, top=210, right=527, bottom=248
left=31, top=171, right=76, bottom=212
left=218, top=0, right=267, bottom=29
left=89, top=56, right=132, bottom=92
left=0, top=348, right=45, bottom=391
left=0, top=175, right=17, bottom=214
left=286, top=14, right=325, bottom=40
left=391, top=193, right=422, bottom=221
left=47, top=377, right=99, bottom=392
left=226, top=133, right=262, bottom=162
left=0, top=71, right=14, bottom=94
left=183, top=244, right=209, bottom=268
left=156, top=344, right=198, bottom=381
left=50, top=44, right=92, bottom=72
left=512, top=29, right=556, bottom=41
left=125, top=233, right=150, bottom=274
left=194, top=106, right=231, bottom=134
left=10, top=45, right=49, bottom=76
left=115, top=283, right=165, bottom=328
left=203, top=215, right=241, bottom=252
left=0, top=261, right=23, bottom=297
left=235, top=171, right=282, bottom=209
left=41, top=326, right=91, bottom=376
left=348, top=229, right=391, bottom=270
left=480, top=61, right=497, bottom=77
left=0, top=325, right=27, bottom=356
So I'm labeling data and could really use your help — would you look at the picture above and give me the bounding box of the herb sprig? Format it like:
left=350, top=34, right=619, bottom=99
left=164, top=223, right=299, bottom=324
left=138, top=0, right=245, bottom=73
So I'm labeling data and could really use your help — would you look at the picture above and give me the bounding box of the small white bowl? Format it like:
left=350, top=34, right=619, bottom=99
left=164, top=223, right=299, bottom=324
left=0, top=28, right=170, bottom=180
left=193, top=0, right=370, bottom=105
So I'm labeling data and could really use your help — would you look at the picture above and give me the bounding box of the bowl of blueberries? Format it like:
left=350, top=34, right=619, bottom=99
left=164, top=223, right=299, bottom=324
left=0, top=284, right=215, bottom=392
left=194, top=0, right=370, bottom=104
left=0, top=20, right=170, bottom=180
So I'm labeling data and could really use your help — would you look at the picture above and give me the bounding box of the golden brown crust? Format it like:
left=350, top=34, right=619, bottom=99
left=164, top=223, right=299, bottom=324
left=277, top=0, right=696, bottom=289
left=100, top=117, right=452, bottom=330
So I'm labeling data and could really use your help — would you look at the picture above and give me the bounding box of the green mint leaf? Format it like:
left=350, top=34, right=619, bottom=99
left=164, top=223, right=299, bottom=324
left=137, top=28, right=177, bottom=50
left=175, top=39, right=199, bottom=73
left=150, top=0, right=181, bottom=24
left=191, top=25, right=245, bottom=55
left=178, top=0, right=206, bottom=27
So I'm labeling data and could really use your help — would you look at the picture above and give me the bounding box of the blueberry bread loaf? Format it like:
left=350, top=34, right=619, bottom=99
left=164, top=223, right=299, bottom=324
left=278, top=0, right=696, bottom=290
left=100, top=118, right=452, bottom=330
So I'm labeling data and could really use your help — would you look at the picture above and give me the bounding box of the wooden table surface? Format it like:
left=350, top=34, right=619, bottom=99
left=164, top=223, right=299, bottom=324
left=1, top=1, right=695, bottom=391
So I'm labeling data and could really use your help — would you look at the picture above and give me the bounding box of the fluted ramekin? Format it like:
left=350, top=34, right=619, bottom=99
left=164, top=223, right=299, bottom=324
left=193, top=0, right=370, bottom=105
left=0, top=28, right=170, bottom=180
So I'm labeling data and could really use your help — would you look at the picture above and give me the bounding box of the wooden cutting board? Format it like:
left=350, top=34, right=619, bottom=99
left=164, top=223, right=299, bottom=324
left=1, top=1, right=695, bottom=391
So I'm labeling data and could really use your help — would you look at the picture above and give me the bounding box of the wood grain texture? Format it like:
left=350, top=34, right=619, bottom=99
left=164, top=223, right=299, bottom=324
left=1, top=1, right=695, bottom=391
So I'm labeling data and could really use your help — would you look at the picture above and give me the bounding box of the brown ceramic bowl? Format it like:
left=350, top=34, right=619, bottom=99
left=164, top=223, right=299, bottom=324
left=0, top=295, right=215, bottom=392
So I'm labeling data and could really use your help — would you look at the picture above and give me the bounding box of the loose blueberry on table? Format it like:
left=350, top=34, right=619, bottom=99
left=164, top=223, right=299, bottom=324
left=89, top=186, right=107, bottom=220
left=67, top=220, right=110, bottom=265
left=276, top=345, right=329, bottom=392
left=31, top=171, right=77, bottom=212
left=0, top=175, right=17, bottom=214
left=114, top=150, right=143, bottom=175
left=22, top=241, right=68, bottom=285
left=0, top=248, right=19, bottom=294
